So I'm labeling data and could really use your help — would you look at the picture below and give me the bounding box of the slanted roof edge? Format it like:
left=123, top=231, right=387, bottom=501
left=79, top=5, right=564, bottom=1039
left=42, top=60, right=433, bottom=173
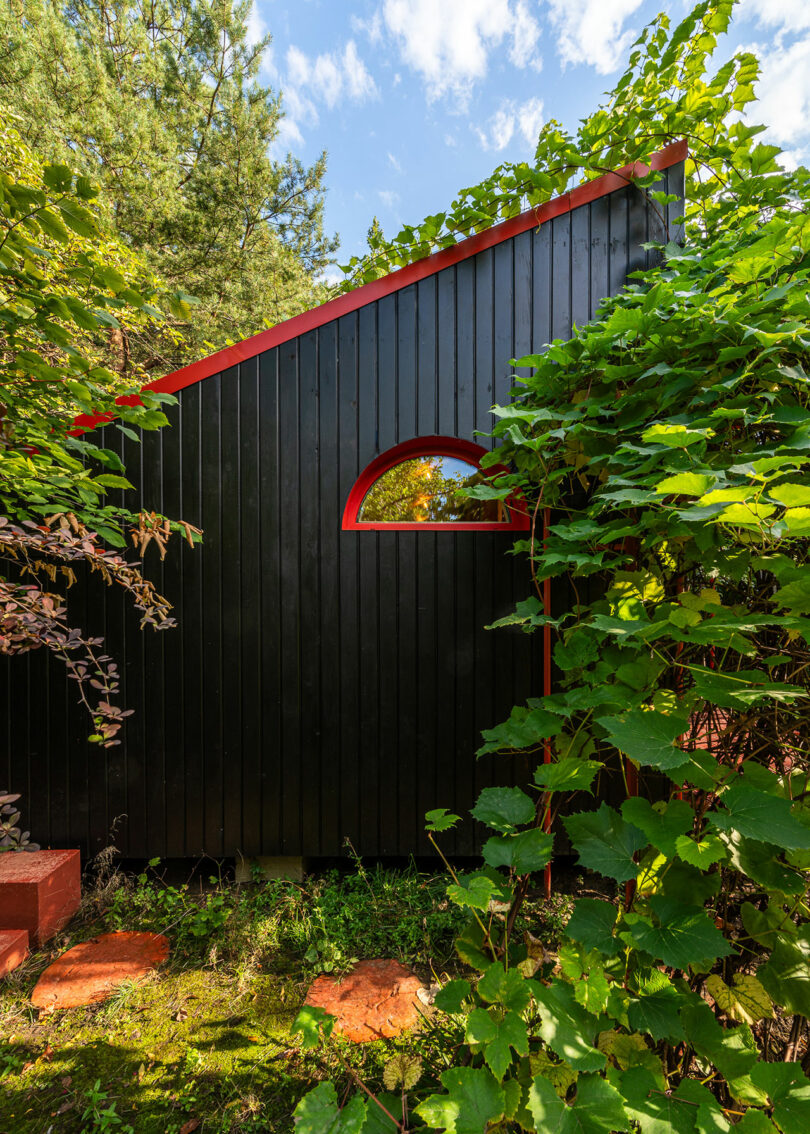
left=72, top=139, right=687, bottom=434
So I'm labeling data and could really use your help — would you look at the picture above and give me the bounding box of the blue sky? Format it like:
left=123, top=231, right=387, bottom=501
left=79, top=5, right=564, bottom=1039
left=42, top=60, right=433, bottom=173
left=247, top=1, right=810, bottom=278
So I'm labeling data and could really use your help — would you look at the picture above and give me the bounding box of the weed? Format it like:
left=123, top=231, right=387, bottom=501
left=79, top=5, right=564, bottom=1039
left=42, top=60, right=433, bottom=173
left=80, top=1080, right=135, bottom=1133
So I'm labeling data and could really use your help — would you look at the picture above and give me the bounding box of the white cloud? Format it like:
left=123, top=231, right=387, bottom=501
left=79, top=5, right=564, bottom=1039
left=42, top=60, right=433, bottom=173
left=378, top=189, right=400, bottom=208
left=387, top=152, right=403, bottom=173
left=738, top=0, right=810, bottom=36
left=380, top=0, right=542, bottom=103
left=318, top=264, right=346, bottom=287
left=343, top=40, right=377, bottom=102
left=351, top=11, right=384, bottom=44
left=274, top=115, right=305, bottom=149
left=282, top=84, right=319, bottom=128
left=547, top=0, right=644, bottom=74
left=509, top=0, right=543, bottom=69
left=517, top=96, right=545, bottom=147
left=743, top=37, right=810, bottom=156
left=279, top=38, right=377, bottom=145
left=245, top=0, right=269, bottom=49
left=285, top=39, right=377, bottom=111
left=474, top=97, right=544, bottom=152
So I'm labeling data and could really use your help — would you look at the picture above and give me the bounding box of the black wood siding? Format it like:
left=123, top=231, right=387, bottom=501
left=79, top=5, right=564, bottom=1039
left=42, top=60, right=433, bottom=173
left=3, top=166, right=684, bottom=859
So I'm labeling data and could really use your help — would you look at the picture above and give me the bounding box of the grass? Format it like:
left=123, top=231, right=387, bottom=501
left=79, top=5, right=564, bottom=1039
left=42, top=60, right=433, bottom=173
left=0, top=851, right=576, bottom=1133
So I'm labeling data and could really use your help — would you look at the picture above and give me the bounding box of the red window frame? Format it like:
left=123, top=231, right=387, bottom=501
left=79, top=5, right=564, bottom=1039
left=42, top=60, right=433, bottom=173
left=341, top=436, right=530, bottom=532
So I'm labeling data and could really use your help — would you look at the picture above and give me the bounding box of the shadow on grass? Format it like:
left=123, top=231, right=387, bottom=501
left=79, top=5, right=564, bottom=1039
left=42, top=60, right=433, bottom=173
left=0, top=968, right=317, bottom=1134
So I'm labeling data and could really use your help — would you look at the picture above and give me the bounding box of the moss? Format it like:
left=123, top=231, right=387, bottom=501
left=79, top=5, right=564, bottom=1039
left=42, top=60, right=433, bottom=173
left=0, top=968, right=313, bottom=1133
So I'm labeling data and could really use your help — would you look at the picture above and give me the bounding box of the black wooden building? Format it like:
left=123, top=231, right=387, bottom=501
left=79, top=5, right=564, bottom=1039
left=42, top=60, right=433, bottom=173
left=3, top=144, right=685, bottom=861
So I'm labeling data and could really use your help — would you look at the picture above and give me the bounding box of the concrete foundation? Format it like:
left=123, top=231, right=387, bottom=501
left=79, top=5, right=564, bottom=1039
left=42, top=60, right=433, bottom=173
left=234, top=855, right=306, bottom=883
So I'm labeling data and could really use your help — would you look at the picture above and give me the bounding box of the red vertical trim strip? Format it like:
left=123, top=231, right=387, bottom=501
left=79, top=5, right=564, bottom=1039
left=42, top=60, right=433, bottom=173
left=542, top=507, right=553, bottom=901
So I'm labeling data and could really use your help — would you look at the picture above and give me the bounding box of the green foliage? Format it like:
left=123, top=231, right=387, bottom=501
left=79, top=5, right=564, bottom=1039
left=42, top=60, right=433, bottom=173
left=0, top=110, right=195, bottom=739
left=0, top=110, right=187, bottom=534
left=0, top=0, right=336, bottom=368
left=80, top=1080, right=136, bottom=1134
left=104, top=858, right=465, bottom=974
left=294, top=2, right=810, bottom=1129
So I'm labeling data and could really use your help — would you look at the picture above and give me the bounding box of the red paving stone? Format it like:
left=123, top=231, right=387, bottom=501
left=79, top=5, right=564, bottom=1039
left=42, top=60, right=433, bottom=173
left=31, top=931, right=169, bottom=1010
left=0, top=929, right=29, bottom=977
left=305, top=958, right=424, bottom=1043
left=0, top=849, right=81, bottom=945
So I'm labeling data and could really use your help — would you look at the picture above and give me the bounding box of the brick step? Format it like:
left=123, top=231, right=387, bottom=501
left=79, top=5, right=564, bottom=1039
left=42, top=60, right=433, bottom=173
left=0, top=928, right=29, bottom=976
left=0, top=849, right=81, bottom=945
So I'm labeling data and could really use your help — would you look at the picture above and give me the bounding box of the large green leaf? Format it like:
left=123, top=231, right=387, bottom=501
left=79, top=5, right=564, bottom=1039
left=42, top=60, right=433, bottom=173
left=482, top=828, right=553, bottom=874
left=675, top=833, right=727, bottom=868
left=619, top=1067, right=698, bottom=1134
left=478, top=962, right=532, bottom=1012
left=623, top=896, right=733, bottom=969
left=477, top=706, right=561, bottom=756
left=292, top=1083, right=366, bottom=1134
left=534, top=758, right=603, bottom=794
left=721, top=833, right=806, bottom=895
left=774, top=578, right=810, bottom=615
left=658, top=857, right=721, bottom=907
left=680, top=1001, right=758, bottom=1083
left=621, top=797, right=693, bottom=856
left=564, top=898, right=621, bottom=957
left=564, top=803, right=646, bottom=883
left=712, top=782, right=810, bottom=849
left=416, top=1067, right=506, bottom=1134
left=434, top=979, right=472, bottom=1015
left=360, top=1096, right=401, bottom=1134
left=455, top=919, right=492, bottom=970
left=471, top=786, right=536, bottom=833
left=528, top=1072, right=631, bottom=1133
left=690, top=667, right=806, bottom=708
left=672, top=1078, right=731, bottom=1134
left=759, top=931, right=810, bottom=1017
left=465, top=1007, right=528, bottom=1080
left=750, top=1062, right=810, bottom=1134
left=655, top=471, right=714, bottom=495
left=627, top=986, right=687, bottom=1042
left=291, top=1005, right=335, bottom=1049
left=531, top=979, right=606, bottom=1071
left=447, top=869, right=512, bottom=912
left=741, top=902, right=798, bottom=950
left=598, top=710, right=685, bottom=770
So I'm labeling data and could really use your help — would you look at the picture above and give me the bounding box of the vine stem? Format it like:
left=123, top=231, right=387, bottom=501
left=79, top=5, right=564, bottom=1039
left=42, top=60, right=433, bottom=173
left=333, top=1049, right=407, bottom=1132
left=428, top=832, right=498, bottom=962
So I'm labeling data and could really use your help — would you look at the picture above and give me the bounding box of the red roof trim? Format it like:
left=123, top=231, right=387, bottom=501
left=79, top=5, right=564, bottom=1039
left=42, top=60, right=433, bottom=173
left=341, top=436, right=531, bottom=532
left=72, top=140, right=687, bottom=434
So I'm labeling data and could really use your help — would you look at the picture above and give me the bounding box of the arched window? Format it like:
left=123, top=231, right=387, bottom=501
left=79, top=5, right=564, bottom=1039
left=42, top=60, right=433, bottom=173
left=342, top=437, right=529, bottom=531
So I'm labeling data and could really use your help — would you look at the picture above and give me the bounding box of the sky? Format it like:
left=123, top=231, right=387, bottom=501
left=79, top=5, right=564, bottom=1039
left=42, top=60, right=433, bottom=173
left=247, top=0, right=810, bottom=280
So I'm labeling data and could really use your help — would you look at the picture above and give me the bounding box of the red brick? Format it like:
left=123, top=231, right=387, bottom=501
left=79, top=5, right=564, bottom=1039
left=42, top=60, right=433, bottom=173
left=31, top=931, right=169, bottom=1010
left=0, top=850, right=81, bottom=945
left=305, top=959, right=424, bottom=1043
left=0, top=928, right=29, bottom=976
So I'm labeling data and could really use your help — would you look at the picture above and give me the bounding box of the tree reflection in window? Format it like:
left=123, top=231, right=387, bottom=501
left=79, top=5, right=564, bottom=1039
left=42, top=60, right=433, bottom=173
left=358, top=455, right=508, bottom=523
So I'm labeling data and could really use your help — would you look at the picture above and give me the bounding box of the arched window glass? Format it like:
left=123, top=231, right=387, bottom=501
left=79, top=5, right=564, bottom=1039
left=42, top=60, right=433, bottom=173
left=358, top=455, right=507, bottom=523
left=342, top=436, right=529, bottom=532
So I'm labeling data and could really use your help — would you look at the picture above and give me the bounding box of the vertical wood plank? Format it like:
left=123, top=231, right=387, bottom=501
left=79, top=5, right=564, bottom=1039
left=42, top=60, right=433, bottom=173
left=279, top=341, right=302, bottom=853
left=317, top=324, right=340, bottom=853
left=180, top=383, right=204, bottom=854
left=338, top=312, right=360, bottom=852
left=200, top=374, right=223, bottom=854
left=259, top=348, right=282, bottom=853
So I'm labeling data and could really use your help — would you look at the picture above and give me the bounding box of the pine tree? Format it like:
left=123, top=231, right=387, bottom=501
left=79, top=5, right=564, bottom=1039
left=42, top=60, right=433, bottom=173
left=0, top=0, right=338, bottom=369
